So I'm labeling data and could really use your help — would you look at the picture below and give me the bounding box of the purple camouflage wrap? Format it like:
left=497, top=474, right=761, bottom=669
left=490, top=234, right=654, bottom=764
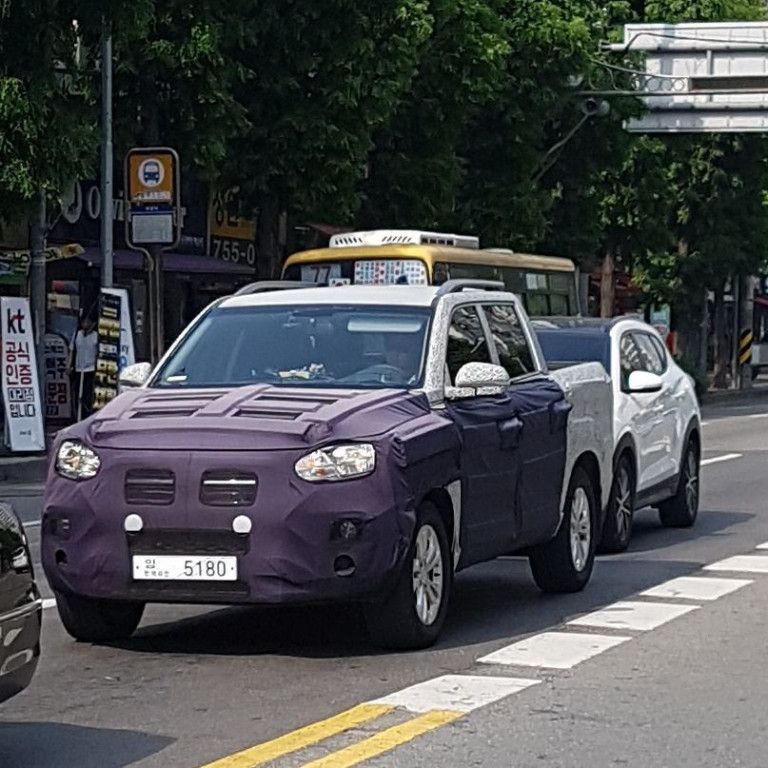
left=42, top=385, right=460, bottom=605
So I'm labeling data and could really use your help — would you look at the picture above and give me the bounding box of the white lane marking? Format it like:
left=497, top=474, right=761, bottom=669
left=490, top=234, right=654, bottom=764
left=371, top=675, right=540, bottom=714
left=705, top=555, right=768, bottom=574
left=478, top=632, right=631, bottom=670
left=568, top=601, right=698, bottom=632
left=41, top=598, right=57, bottom=610
left=22, top=521, right=41, bottom=528
left=756, top=542, right=768, bottom=550
left=750, top=413, right=768, bottom=419
left=700, top=421, right=709, bottom=426
left=641, top=576, right=752, bottom=601
left=701, top=453, right=742, bottom=467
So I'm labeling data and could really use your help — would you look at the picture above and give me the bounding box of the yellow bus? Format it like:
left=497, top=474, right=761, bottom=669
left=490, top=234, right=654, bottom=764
left=282, top=230, right=580, bottom=316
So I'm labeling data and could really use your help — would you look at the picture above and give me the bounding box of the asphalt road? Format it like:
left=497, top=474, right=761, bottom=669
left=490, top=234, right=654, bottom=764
left=3, top=396, right=768, bottom=768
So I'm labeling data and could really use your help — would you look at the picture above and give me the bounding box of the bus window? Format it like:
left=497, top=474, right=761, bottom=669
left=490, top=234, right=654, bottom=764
left=526, top=293, right=549, bottom=316
left=440, top=262, right=501, bottom=281
left=549, top=293, right=570, bottom=316
left=500, top=267, right=526, bottom=294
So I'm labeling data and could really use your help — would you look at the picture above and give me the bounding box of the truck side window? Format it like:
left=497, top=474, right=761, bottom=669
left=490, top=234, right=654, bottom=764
left=446, top=306, right=492, bottom=385
left=482, top=304, right=536, bottom=379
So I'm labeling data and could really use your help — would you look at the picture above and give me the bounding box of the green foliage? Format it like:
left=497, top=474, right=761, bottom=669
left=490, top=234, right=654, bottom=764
left=0, top=1, right=97, bottom=225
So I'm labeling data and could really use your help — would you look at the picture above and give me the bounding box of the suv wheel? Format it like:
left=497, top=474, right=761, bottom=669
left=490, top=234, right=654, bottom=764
left=529, top=465, right=597, bottom=593
left=599, top=455, right=635, bottom=554
left=658, top=439, right=700, bottom=528
left=365, top=502, right=452, bottom=650
left=55, top=591, right=144, bottom=643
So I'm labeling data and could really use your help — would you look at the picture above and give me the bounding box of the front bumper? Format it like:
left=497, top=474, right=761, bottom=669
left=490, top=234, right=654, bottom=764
left=42, top=448, right=414, bottom=606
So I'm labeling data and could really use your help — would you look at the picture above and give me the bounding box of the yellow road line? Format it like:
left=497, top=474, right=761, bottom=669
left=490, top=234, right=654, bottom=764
left=301, top=710, right=462, bottom=768
left=199, top=703, right=392, bottom=768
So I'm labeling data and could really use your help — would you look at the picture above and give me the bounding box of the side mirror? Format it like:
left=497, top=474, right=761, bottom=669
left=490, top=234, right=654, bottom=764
left=626, top=370, right=663, bottom=394
left=452, top=362, right=511, bottom=396
left=118, top=362, right=152, bottom=392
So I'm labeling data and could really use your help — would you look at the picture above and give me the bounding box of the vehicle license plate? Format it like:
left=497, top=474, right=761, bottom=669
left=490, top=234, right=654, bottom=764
left=132, top=555, right=237, bottom=581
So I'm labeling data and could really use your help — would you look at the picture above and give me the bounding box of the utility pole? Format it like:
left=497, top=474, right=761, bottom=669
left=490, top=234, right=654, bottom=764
left=29, top=190, right=47, bottom=389
left=100, top=16, right=114, bottom=289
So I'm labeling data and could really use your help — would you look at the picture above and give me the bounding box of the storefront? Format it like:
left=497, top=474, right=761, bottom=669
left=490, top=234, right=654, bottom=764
left=48, top=177, right=257, bottom=361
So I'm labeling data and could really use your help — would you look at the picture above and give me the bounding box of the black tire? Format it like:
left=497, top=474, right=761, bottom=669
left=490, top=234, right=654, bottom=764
left=364, top=502, right=452, bottom=650
left=529, top=465, right=597, bottom=593
left=658, top=439, right=700, bottom=528
left=55, top=591, right=144, bottom=643
left=598, top=454, right=635, bottom=554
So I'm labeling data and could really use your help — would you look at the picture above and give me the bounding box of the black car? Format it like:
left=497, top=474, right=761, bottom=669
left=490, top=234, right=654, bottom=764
left=0, top=502, right=41, bottom=703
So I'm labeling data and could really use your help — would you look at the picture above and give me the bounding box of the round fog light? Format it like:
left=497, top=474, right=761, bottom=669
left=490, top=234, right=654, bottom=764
left=124, top=514, right=144, bottom=533
left=232, top=515, right=252, bottom=535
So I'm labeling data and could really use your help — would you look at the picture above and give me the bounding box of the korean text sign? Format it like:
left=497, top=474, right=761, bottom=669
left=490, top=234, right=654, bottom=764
left=1, top=297, right=45, bottom=451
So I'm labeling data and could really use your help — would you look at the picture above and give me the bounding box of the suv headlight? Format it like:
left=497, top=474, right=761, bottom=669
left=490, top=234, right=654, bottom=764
left=295, top=443, right=375, bottom=482
left=55, top=440, right=101, bottom=481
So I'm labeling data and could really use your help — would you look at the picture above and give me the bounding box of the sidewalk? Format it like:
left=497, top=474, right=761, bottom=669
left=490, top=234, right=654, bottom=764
left=0, top=431, right=54, bottom=484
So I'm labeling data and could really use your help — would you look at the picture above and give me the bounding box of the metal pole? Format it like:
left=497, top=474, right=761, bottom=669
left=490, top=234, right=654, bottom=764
left=29, top=190, right=47, bottom=389
left=100, top=17, right=114, bottom=288
left=732, top=276, right=741, bottom=389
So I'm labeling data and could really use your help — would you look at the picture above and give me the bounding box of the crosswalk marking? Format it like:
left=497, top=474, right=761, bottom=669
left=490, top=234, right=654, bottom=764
left=568, top=601, right=698, bottom=632
left=641, top=576, right=752, bottom=601
left=478, top=631, right=631, bottom=670
left=700, top=453, right=742, bottom=467
left=371, top=674, right=540, bottom=714
left=705, top=555, right=768, bottom=574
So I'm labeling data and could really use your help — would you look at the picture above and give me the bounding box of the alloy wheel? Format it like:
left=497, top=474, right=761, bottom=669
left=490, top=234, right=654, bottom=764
left=570, top=487, right=592, bottom=572
left=412, top=524, right=444, bottom=627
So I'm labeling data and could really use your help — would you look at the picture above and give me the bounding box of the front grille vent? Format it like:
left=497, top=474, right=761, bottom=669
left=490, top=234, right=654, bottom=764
left=200, top=471, right=257, bottom=507
left=125, top=470, right=175, bottom=506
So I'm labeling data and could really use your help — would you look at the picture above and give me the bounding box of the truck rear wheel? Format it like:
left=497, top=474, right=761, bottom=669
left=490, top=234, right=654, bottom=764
left=364, top=502, right=452, bottom=650
left=529, top=465, right=597, bottom=593
left=599, top=455, right=635, bottom=554
left=55, top=591, right=144, bottom=643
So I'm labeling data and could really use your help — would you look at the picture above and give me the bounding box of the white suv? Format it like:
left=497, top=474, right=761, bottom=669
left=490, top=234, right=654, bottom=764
left=535, top=317, right=702, bottom=553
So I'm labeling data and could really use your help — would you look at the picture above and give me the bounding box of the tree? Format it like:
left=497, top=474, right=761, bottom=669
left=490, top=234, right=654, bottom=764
left=222, top=0, right=433, bottom=276
left=0, top=1, right=96, bottom=225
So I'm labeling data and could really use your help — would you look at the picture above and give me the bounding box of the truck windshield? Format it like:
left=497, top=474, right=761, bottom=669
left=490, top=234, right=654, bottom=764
left=153, top=305, right=432, bottom=389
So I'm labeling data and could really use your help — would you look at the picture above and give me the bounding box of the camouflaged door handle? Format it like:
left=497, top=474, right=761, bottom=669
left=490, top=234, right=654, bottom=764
left=549, top=399, right=572, bottom=433
left=498, top=417, right=523, bottom=450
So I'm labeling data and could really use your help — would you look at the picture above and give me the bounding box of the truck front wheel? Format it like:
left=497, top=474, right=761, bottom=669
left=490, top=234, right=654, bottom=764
left=529, top=465, right=597, bottom=593
left=364, top=502, right=452, bottom=650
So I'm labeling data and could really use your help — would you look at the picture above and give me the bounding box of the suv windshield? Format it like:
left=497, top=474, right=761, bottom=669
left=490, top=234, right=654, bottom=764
left=153, top=304, right=432, bottom=389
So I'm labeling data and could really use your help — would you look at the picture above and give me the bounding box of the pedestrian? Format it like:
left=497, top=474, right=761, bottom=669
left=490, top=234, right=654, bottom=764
left=69, top=314, right=98, bottom=421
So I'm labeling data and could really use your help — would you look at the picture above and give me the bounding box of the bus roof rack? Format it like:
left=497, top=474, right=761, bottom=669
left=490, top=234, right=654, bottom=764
left=329, top=229, right=480, bottom=250
left=435, top=279, right=505, bottom=297
left=234, top=281, right=320, bottom=296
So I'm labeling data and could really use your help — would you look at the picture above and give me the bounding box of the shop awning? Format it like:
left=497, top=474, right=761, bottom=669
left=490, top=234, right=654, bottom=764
left=75, top=247, right=255, bottom=275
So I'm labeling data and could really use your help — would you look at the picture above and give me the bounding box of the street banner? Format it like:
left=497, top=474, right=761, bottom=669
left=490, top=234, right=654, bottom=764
left=103, top=287, right=136, bottom=371
left=1, top=297, right=45, bottom=452
left=93, top=291, right=122, bottom=411
left=44, top=333, right=72, bottom=421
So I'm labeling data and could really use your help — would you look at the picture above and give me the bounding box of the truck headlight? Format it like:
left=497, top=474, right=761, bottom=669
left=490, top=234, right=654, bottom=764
left=295, top=444, right=375, bottom=482
left=55, top=440, right=101, bottom=481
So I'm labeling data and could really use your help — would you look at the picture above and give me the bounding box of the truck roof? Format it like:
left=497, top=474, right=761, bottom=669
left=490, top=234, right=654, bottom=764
left=221, top=285, right=444, bottom=309
left=219, top=280, right=517, bottom=309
